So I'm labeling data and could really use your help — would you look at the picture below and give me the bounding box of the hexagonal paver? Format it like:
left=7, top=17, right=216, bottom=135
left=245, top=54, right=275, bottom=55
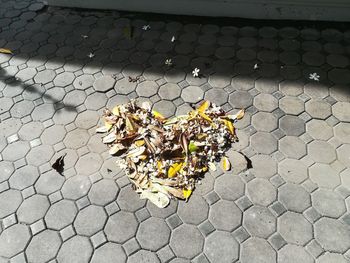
left=93, top=76, right=115, bottom=92
left=153, top=100, right=176, bottom=118
left=170, top=224, right=204, bottom=259
left=57, top=235, right=93, bottom=263
left=32, top=104, right=56, bottom=122
left=53, top=108, right=77, bottom=125
left=279, top=115, right=305, bottom=136
left=105, top=211, right=138, bottom=243
left=40, top=125, right=67, bottom=145
left=88, top=179, right=119, bottom=206
left=181, top=86, right=204, bottom=103
left=17, top=194, right=50, bottom=224
left=158, top=83, right=181, bottom=100
left=35, top=170, right=65, bottom=195
left=308, top=140, right=336, bottom=164
left=75, top=153, right=103, bottom=175
left=85, top=92, right=107, bottom=110
left=229, top=91, right=253, bottom=109
left=63, top=90, right=86, bottom=106
left=117, top=185, right=146, bottom=212
left=279, top=96, right=304, bottom=115
left=75, top=110, right=99, bottom=129
left=0, top=161, right=14, bottom=183
left=0, top=189, right=22, bottom=218
left=337, top=144, right=350, bottom=167
left=61, top=175, right=91, bottom=200
left=254, top=93, right=278, bottom=112
left=278, top=244, right=313, bottom=263
left=305, top=100, right=331, bottom=119
left=137, top=217, right=170, bottom=251
left=214, top=174, right=245, bottom=201
left=54, top=72, right=75, bottom=87
left=26, top=230, right=61, bottom=263
left=278, top=159, right=308, bottom=184
left=317, top=253, right=349, bottom=263
left=279, top=183, right=311, bottom=212
left=128, top=250, right=160, bottom=263
left=251, top=132, right=277, bottom=154
left=252, top=112, right=278, bottom=132
left=255, top=78, right=279, bottom=93
left=244, top=206, right=276, bottom=238
left=34, top=69, right=56, bottom=84
left=18, top=121, right=44, bottom=141
left=16, top=68, right=37, bottom=81
left=306, top=119, right=333, bottom=140
left=45, top=200, right=78, bottom=230
left=90, top=243, right=127, bottom=263
left=334, top=123, right=350, bottom=144
left=312, top=189, right=346, bottom=218
left=74, top=205, right=107, bottom=236
left=241, top=237, right=276, bottom=263
left=204, top=88, right=229, bottom=106
left=64, top=128, right=90, bottom=149
left=309, top=163, right=340, bottom=189
left=9, top=165, right=39, bottom=190
left=0, top=224, right=31, bottom=258
left=177, top=195, right=208, bottom=225
left=279, top=80, right=303, bottom=96
left=26, top=144, right=54, bottom=167
left=11, top=100, right=35, bottom=118
left=340, top=169, right=350, bottom=190
left=250, top=155, right=277, bottom=178
left=278, top=211, right=313, bottom=246
left=2, top=141, right=30, bottom=161
left=315, top=217, right=350, bottom=253
left=209, top=200, right=242, bottom=231
left=0, top=97, right=13, bottom=114
left=114, top=78, right=137, bottom=95
left=208, top=73, right=231, bottom=88
left=204, top=231, right=239, bottom=263
left=247, top=178, right=277, bottom=206
left=136, top=80, right=159, bottom=97
left=279, top=136, right=306, bottom=159
left=332, top=102, right=350, bottom=122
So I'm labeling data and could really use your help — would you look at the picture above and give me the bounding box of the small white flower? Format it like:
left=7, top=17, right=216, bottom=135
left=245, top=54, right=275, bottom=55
left=87, top=52, right=95, bottom=59
left=192, top=68, right=200, bottom=77
left=253, top=63, right=259, bottom=70
left=309, top=73, right=320, bottom=81
left=165, top=58, right=172, bottom=66
left=81, top=35, right=88, bottom=39
left=171, top=36, right=176, bottom=42
left=142, top=25, right=151, bottom=31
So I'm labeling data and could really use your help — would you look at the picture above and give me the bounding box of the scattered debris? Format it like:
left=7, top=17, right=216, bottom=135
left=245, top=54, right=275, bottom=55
left=128, top=76, right=140, bottom=83
left=97, top=100, right=244, bottom=208
left=254, top=63, right=259, bottom=70
left=309, top=72, right=320, bottom=81
left=52, top=153, right=67, bottom=175
left=142, top=25, right=151, bottom=31
left=81, top=35, right=88, bottom=39
left=171, top=36, right=176, bottom=42
left=87, top=52, right=95, bottom=59
left=0, top=48, right=12, bottom=54
left=192, top=68, right=200, bottom=78
left=165, top=59, right=173, bottom=66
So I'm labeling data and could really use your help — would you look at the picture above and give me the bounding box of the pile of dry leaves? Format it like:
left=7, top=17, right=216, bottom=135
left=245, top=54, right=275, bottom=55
left=97, top=100, right=244, bottom=208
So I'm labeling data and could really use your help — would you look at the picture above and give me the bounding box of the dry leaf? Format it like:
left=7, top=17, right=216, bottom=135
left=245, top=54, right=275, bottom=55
left=109, top=143, right=125, bottom=155
left=168, top=162, right=183, bottom=178
left=198, top=100, right=210, bottom=113
left=208, top=162, right=217, bottom=171
left=140, top=190, right=170, bottom=208
left=0, top=48, right=12, bottom=54
left=222, top=156, right=231, bottom=171
left=103, top=133, right=117, bottom=143
left=183, top=189, right=192, bottom=200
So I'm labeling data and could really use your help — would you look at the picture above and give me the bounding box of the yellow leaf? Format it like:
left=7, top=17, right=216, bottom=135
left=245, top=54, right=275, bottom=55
left=152, top=110, right=166, bottom=121
left=0, top=48, right=12, bottom=54
left=168, top=162, right=183, bottom=178
left=125, top=116, right=137, bottom=132
left=199, top=112, right=212, bottom=122
left=112, top=106, right=120, bottom=116
left=197, top=100, right=210, bottom=113
left=183, top=189, right=192, bottom=200
left=223, top=119, right=235, bottom=135
left=236, top=109, right=245, bottom=120
left=222, top=156, right=231, bottom=171
left=134, top=139, right=145, bottom=147
left=157, top=160, right=163, bottom=171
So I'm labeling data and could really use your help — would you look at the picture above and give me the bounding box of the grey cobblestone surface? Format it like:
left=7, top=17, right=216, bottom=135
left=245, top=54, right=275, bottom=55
left=0, top=0, right=350, bottom=262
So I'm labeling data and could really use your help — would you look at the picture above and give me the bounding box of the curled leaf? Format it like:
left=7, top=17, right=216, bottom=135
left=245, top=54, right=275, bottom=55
left=183, top=189, right=192, bottom=201
left=96, top=126, right=109, bottom=133
left=222, top=156, right=231, bottom=171
left=0, top=48, right=12, bottom=54
left=168, top=162, right=183, bottom=178
left=112, top=106, right=120, bottom=116
left=140, top=190, right=170, bottom=208
left=198, top=100, right=210, bottom=113
left=152, top=110, right=166, bottom=121
left=223, top=119, right=235, bottom=135
left=188, top=141, right=199, bottom=153
left=103, top=133, right=117, bottom=143
left=109, top=143, right=125, bottom=155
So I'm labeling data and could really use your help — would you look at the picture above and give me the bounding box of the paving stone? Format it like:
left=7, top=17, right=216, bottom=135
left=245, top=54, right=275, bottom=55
left=269, top=233, right=287, bottom=250
left=278, top=159, right=308, bottom=183
left=146, top=199, right=178, bottom=219
left=53, top=72, right=75, bottom=87
left=278, top=244, right=313, bottom=263
left=85, top=92, right=107, bottom=110
left=278, top=211, right=313, bottom=246
left=253, top=93, right=278, bottom=112
left=2, top=141, right=30, bottom=162
left=45, top=199, right=77, bottom=230
left=0, top=189, right=22, bottom=218
left=73, top=205, right=107, bottom=236
left=92, top=76, right=115, bottom=92
left=306, top=119, right=333, bottom=140
left=26, top=230, right=61, bottom=263
left=308, top=140, right=336, bottom=164
left=0, top=224, right=30, bottom=258
left=279, top=183, right=311, bottom=212
left=88, top=179, right=119, bottom=206
left=250, top=154, right=277, bottom=178
left=204, top=231, right=238, bottom=263
left=136, top=217, right=170, bottom=251
left=340, top=169, right=350, bottom=190
left=34, top=69, right=56, bottom=84
left=57, top=235, right=93, bottom=263
left=315, top=217, right=350, bottom=253
left=178, top=195, right=208, bottom=225
left=32, top=104, right=56, bottom=122
left=332, top=102, right=350, bottom=122
left=329, top=69, right=350, bottom=85
left=128, top=250, right=160, bottom=263
left=215, top=173, right=244, bottom=201
left=35, top=170, right=65, bottom=195
left=91, top=243, right=126, bottom=263
left=279, top=136, right=306, bottom=159
left=229, top=91, right=253, bottom=109
left=181, top=85, right=204, bottom=103
left=312, top=189, right=346, bottom=218
left=309, top=163, right=341, bottom=189
left=317, top=252, right=349, bottom=263
left=334, top=123, right=350, bottom=144
left=75, top=152, right=102, bottom=175
left=158, top=83, right=181, bottom=100
left=136, top=80, right=159, bottom=97
left=279, top=96, right=304, bottom=115
left=252, top=112, right=278, bottom=132
left=337, top=144, right=350, bottom=167
left=305, top=99, right=332, bottom=119
left=243, top=205, right=276, bottom=238
left=114, top=78, right=137, bottom=95
left=26, top=144, right=54, bottom=167
left=279, top=115, right=305, bottom=136
left=241, top=237, right=276, bottom=263
left=53, top=108, right=77, bottom=125
left=9, top=165, right=39, bottom=190
left=204, top=88, right=229, bottom=106
left=209, top=200, right=242, bottom=231
left=247, top=178, right=277, bottom=206
left=153, top=100, right=176, bottom=118
left=63, top=128, right=90, bottom=150
left=63, top=90, right=86, bottom=106
left=17, top=194, right=49, bottom=224
left=105, top=211, right=138, bottom=243
left=170, top=224, right=204, bottom=259
left=117, top=185, right=146, bottom=212
left=251, top=132, right=277, bottom=154
left=61, top=175, right=91, bottom=200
